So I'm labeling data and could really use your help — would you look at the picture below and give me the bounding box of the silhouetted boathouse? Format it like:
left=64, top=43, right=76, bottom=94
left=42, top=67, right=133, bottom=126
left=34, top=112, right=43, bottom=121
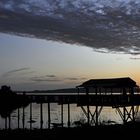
left=76, top=77, right=139, bottom=125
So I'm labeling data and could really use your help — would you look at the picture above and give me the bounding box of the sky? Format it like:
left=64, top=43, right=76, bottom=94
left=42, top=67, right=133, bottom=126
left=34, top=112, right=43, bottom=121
left=0, top=32, right=140, bottom=91
left=0, top=0, right=140, bottom=90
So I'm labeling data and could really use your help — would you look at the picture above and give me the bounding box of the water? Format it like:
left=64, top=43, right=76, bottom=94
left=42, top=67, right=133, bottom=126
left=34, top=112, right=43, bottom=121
left=0, top=105, right=123, bottom=129
left=0, top=93, right=139, bottom=129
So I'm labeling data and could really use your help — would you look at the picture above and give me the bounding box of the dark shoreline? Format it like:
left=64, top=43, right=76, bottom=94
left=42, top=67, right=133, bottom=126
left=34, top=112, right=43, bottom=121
left=0, top=123, right=140, bottom=140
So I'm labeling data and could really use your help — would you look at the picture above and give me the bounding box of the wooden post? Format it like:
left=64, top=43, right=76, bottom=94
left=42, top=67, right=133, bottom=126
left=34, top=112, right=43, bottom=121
left=48, top=102, right=51, bottom=129
left=123, top=107, right=126, bottom=124
left=40, top=103, right=43, bottom=129
left=68, top=102, right=70, bottom=127
left=30, top=103, right=32, bottom=130
left=22, top=106, right=25, bottom=129
left=61, top=98, right=63, bottom=127
left=95, top=106, right=98, bottom=126
left=87, top=104, right=90, bottom=125
left=8, top=114, right=11, bottom=129
left=18, top=108, right=20, bottom=129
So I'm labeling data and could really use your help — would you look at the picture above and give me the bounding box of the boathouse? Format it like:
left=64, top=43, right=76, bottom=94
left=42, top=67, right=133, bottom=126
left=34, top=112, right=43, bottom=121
left=76, top=77, right=139, bottom=125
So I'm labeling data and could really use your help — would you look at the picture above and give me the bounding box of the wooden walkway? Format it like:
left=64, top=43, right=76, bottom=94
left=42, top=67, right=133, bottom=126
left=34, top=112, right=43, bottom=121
left=27, top=94, right=140, bottom=107
left=23, top=94, right=140, bottom=127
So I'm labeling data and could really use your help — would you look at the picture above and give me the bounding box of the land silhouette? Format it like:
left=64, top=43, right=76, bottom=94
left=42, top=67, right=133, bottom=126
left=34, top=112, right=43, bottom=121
left=0, top=85, right=30, bottom=118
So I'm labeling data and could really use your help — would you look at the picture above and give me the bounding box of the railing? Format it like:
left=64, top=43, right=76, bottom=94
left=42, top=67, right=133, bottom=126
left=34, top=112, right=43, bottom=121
left=26, top=94, right=140, bottom=107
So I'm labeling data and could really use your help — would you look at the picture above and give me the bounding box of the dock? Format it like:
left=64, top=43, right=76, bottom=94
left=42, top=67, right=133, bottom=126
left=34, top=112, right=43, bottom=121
left=3, top=77, right=140, bottom=129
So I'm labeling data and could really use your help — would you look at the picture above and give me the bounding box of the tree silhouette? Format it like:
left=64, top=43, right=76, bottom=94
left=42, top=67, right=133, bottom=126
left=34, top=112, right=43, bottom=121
left=0, top=85, right=30, bottom=118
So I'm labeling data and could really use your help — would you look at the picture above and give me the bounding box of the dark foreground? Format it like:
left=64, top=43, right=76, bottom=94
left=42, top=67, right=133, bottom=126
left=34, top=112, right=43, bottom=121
left=0, top=123, right=140, bottom=140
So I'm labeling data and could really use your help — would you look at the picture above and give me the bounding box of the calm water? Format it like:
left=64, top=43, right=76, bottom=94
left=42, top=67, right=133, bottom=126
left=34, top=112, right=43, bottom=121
left=0, top=93, right=140, bottom=129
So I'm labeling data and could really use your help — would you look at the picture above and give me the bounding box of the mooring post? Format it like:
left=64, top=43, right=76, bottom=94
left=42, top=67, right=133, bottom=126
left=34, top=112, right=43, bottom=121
left=22, top=106, right=25, bottom=129
left=61, top=96, right=63, bottom=127
left=18, top=108, right=20, bottom=129
left=68, top=100, right=70, bottom=127
left=48, top=101, right=51, bottom=129
left=40, top=103, right=43, bottom=129
left=30, top=103, right=32, bottom=130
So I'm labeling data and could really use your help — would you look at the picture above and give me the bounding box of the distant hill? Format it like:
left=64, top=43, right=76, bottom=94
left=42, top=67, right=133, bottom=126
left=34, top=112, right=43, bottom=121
left=29, top=88, right=85, bottom=93
left=17, top=87, right=140, bottom=94
left=28, top=88, right=120, bottom=94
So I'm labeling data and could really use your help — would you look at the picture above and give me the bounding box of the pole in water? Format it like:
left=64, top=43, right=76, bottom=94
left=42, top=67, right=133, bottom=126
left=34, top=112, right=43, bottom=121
left=68, top=101, right=70, bottom=127
left=40, top=103, right=43, bottom=129
left=22, top=106, right=25, bottom=129
left=48, top=102, right=51, bottom=129
left=61, top=103, right=63, bottom=127
left=18, top=108, right=20, bottom=129
left=30, top=103, right=32, bottom=130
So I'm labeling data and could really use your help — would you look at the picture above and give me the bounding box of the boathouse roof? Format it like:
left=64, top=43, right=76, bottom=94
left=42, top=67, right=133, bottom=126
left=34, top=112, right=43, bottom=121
left=77, top=77, right=138, bottom=88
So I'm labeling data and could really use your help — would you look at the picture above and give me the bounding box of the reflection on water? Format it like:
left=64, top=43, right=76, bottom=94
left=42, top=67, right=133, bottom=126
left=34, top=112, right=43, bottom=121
left=0, top=102, right=124, bottom=129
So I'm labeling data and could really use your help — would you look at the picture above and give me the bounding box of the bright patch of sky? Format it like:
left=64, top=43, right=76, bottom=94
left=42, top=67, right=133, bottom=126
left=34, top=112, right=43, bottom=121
left=0, top=33, right=140, bottom=91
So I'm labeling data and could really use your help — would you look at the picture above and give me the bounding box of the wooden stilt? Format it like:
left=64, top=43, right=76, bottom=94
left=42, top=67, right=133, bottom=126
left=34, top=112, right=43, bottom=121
left=95, top=106, right=98, bottom=126
left=68, top=102, right=70, bottom=127
left=87, top=105, right=90, bottom=125
left=40, top=103, right=43, bottom=129
left=95, top=88, right=98, bottom=126
left=61, top=103, right=63, bottom=127
left=30, top=103, right=32, bottom=130
left=18, top=108, right=20, bottom=129
left=22, top=106, right=25, bottom=129
left=48, top=102, right=51, bottom=129
left=123, top=107, right=126, bottom=124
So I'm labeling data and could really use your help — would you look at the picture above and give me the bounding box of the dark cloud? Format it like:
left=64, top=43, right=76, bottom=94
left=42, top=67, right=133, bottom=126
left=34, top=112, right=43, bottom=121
left=65, top=77, right=87, bottom=81
left=31, top=75, right=60, bottom=82
left=1, top=0, right=140, bottom=55
left=130, top=57, right=140, bottom=60
left=65, top=78, right=78, bottom=80
left=2, top=67, right=30, bottom=77
left=31, top=78, right=61, bottom=82
left=46, top=75, right=56, bottom=78
left=31, top=75, right=86, bottom=82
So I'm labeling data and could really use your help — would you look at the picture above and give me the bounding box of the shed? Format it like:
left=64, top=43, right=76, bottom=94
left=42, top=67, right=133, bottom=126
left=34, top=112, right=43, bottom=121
left=77, top=77, right=138, bottom=94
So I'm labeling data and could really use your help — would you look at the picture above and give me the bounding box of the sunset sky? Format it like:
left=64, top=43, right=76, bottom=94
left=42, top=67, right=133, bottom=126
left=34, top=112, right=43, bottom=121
left=0, top=0, right=140, bottom=90
left=0, top=32, right=140, bottom=91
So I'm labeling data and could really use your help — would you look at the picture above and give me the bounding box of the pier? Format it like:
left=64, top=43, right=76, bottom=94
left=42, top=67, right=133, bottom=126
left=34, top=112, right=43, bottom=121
left=2, top=77, right=140, bottom=129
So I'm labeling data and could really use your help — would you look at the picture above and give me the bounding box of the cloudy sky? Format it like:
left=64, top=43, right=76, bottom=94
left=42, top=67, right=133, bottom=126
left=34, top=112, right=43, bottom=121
left=0, top=0, right=140, bottom=91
